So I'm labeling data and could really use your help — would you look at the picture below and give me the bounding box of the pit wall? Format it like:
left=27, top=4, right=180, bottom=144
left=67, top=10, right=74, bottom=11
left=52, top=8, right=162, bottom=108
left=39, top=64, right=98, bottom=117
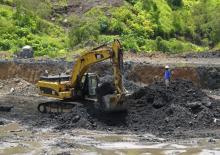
left=127, top=64, right=220, bottom=89
left=0, top=60, right=219, bottom=89
left=0, top=60, right=73, bottom=83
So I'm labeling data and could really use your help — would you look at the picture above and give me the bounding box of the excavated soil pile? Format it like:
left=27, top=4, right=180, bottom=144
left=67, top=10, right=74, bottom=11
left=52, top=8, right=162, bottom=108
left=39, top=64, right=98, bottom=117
left=125, top=79, right=220, bottom=133
left=54, top=79, right=220, bottom=134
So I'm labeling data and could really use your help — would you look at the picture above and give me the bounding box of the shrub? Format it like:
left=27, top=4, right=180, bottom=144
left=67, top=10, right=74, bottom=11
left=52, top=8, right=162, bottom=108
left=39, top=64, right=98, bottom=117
left=15, top=0, right=51, bottom=18
left=0, top=39, right=11, bottom=50
left=0, top=9, right=9, bottom=17
left=109, top=18, right=127, bottom=34
left=69, top=20, right=100, bottom=47
left=15, top=28, right=30, bottom=37
left=214, top=42, right=220, bottom=50
left=0, top=0, right=14, bottom=6
left=142, top=39, right=157, bottom=51
left=121, top=35, right=140, bottom=52
left=156, top=38, right=205, bottom=53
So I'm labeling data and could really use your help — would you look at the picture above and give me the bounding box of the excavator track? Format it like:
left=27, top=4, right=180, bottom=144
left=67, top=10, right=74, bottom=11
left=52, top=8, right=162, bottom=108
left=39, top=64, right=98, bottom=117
left=38, top=101, right=76, bottom=113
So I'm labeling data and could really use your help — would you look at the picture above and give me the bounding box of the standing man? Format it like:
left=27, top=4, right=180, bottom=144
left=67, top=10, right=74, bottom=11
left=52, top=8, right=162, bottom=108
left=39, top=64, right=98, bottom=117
left=164, top=65, right=171, bottom=88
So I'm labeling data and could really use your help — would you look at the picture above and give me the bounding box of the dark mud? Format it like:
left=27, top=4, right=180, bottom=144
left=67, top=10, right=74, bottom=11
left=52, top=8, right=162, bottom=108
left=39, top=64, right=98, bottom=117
left=53, top=79, right=220, bottom=137
left=0, top=106, right=13, bottom=112
left=197, top=67, right=220, bottom=89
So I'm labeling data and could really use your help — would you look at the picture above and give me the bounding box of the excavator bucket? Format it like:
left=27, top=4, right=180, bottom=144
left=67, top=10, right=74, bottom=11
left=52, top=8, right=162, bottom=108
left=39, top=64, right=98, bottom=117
left=101, top=94, right=126, bottom=112
left=96, top=82, right=126, bottom=112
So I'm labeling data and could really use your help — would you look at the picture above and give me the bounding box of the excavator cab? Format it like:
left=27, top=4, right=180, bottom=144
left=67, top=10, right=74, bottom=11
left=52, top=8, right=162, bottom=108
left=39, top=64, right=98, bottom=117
left=81, top=73, right=98, bottom=98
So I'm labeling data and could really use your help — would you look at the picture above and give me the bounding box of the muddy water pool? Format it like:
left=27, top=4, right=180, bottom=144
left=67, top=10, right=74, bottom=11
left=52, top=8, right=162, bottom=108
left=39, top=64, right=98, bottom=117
left=1, top=122, right=220, bottom=155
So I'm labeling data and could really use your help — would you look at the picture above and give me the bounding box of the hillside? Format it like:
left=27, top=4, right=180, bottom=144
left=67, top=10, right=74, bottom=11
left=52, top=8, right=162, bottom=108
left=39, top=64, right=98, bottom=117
left=0, top=0, right=220, bottom=57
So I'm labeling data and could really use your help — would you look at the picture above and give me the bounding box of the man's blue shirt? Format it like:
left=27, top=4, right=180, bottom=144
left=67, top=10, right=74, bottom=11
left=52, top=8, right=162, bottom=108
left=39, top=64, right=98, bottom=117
left=164, top=70, right=171, bottom=80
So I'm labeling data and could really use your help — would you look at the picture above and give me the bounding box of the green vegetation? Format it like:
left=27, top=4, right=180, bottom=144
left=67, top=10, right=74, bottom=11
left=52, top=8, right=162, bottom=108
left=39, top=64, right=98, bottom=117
left=68, top=0, right=219, bottom=53
left=0, top=0, right=67, bottom=57
left=0, top=0, right=219, bottom=57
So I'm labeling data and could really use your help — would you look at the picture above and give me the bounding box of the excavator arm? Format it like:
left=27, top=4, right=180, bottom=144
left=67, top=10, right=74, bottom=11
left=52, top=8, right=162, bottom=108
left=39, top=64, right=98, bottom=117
left=70, top=39, right=123, bottom=94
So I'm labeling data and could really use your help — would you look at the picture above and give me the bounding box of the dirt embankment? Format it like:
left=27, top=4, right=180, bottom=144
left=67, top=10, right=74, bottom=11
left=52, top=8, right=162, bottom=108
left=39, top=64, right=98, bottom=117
left=0, top=60, right=72, bottom=83
left=127, top=64, right=220, bottom=89
left=0, top=59, right=219, bottom=89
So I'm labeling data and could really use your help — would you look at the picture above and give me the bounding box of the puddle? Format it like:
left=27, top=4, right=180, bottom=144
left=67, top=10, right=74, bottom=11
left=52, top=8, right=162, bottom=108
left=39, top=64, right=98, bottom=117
left=1, top=123, right=220, bottom=155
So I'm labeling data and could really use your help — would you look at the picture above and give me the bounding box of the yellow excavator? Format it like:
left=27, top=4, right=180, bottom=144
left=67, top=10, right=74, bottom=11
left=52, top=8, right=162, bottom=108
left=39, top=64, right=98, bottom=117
left=37, top=39, right=126, bottom=113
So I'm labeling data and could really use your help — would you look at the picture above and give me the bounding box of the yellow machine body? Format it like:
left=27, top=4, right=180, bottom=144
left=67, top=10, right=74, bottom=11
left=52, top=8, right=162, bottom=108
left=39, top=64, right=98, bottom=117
left=37, top=39, right=125, bottom=111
